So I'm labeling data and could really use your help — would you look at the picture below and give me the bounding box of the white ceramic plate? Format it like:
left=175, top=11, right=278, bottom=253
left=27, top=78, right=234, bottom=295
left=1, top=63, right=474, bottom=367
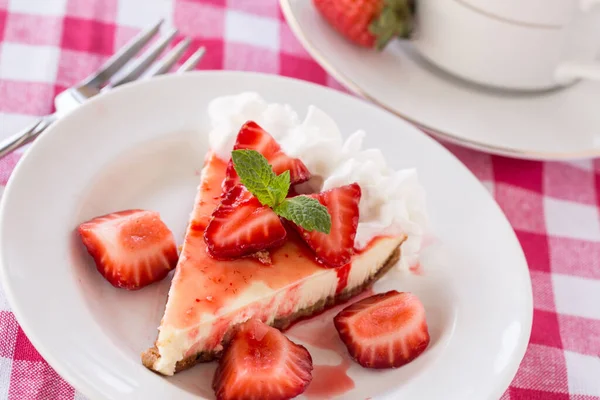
left=0, top=72, right=532, bottom=399
left=281, top=0, right=600, bottom=160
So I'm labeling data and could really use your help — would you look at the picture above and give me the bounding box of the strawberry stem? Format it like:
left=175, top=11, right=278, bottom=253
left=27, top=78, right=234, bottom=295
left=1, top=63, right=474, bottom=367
left=369, top=0, right=415, bottom=50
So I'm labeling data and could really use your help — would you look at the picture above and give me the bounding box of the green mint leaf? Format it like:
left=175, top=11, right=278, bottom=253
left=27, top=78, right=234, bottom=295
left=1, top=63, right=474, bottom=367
left=231, top=149, right=290, bottom=207
left=272, top=170, right=290, bottom=205
left=231, top=149, right=331, bottom=234
left=274, top=196, right=331, bottom=234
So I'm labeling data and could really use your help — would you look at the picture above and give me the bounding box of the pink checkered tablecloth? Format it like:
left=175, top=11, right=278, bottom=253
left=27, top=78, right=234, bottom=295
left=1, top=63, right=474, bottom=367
left=0, top=0, right=599, bottom=399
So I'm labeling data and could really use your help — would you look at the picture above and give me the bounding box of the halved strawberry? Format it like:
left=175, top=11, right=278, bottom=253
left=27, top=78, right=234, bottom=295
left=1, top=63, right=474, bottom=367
left=77, top=209, right=178, bottom=290
left=334, top=291, right=430, bottom=369
left=291, top=183, right=361, bottom=268
left=204, top=185, right=287, bottom=259
left=223, top=121, right=311, bottom=193
left=213, top=318, right=313, bottom=400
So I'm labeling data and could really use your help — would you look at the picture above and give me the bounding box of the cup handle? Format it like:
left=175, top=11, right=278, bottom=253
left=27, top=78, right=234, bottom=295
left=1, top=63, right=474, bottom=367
left=555, top=62, right=600, bottom=83
left=553, top=0, right=600, bottom=83
left=580, top=0, right=600, bottom=11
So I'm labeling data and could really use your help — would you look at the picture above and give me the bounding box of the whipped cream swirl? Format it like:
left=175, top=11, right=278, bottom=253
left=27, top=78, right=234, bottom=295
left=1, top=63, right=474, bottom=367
left=207, top=92, right=428, bottom=269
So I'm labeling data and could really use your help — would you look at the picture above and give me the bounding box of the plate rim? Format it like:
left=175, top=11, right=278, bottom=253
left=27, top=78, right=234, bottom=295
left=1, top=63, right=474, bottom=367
left=279, top=0, right=600, bottom=161
left=0, top=70, right=533, bottom=400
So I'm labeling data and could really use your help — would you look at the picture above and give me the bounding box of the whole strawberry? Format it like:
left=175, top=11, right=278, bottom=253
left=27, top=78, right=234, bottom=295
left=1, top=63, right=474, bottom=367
left=313, top=0, right=415, bottom=50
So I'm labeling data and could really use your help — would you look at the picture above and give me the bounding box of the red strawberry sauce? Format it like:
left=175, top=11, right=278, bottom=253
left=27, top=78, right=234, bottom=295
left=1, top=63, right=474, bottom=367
left=335, top=263, right=351, bottom=294
left=287, top=288, right=375, bottom=399
left=305, top=360, right=355, bottom=399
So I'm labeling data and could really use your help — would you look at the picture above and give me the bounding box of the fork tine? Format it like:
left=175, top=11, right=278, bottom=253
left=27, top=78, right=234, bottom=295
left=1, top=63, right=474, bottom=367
left=83, top=19, right=163, bottom=87
left=145, top=38, right=191, bottom=77
left=177, top=46, right=206, bottom=73
left=111, top=29, right=178, bottom=87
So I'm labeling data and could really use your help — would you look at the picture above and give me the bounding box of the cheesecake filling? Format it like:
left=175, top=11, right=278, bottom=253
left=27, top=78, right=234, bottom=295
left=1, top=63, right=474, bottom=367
left=207, top=92, right=428, bottom=268
left=152, top=236, right=403, bottom=375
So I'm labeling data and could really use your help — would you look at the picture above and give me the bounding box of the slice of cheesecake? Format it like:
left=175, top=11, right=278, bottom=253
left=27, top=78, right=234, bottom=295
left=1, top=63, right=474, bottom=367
left=142, top=152, right=405, bottom=376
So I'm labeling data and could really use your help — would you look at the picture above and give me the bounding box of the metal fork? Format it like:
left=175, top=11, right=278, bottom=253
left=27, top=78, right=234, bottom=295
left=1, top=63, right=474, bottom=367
left=0, top=20, right=206, bottom=159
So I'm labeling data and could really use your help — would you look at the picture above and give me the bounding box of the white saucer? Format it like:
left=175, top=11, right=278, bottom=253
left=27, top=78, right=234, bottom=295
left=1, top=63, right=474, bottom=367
left=281, top=0, right=600, bottom=160
left=0, top=72, right=531, bottom=399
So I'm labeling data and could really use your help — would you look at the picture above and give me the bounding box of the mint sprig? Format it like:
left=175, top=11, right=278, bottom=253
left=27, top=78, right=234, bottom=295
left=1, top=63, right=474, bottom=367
left=274, top=196, right=331, bottom=234
left=230, top=149, right=288, bottom=206
left=231, top=149, right=331, bottom=234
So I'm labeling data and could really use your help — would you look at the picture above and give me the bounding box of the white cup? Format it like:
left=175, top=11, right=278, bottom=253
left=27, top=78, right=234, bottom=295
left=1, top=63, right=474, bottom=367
left=411, top=0, right=600, bottom=91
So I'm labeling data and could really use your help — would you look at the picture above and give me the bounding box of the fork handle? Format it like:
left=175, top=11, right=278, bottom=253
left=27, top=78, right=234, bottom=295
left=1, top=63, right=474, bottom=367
left=0, top=118, right=51, bottom=159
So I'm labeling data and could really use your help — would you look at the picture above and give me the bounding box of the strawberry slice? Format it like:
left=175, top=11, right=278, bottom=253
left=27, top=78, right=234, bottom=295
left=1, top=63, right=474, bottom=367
left=223, top=121, right=311, bottom=193
left=204, top=185, right=287, bottom=259
left=213, top=318, right=313, bottom=400
left=291, top=183, right=361, bottom=268
left=77, top=209, right=178, bottom=290
left=334, top=291, right=430, bottom=369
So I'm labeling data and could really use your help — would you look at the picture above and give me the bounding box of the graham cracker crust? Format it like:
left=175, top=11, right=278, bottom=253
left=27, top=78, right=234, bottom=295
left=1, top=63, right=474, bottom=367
left=142, top=245, right=401, bottom=375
